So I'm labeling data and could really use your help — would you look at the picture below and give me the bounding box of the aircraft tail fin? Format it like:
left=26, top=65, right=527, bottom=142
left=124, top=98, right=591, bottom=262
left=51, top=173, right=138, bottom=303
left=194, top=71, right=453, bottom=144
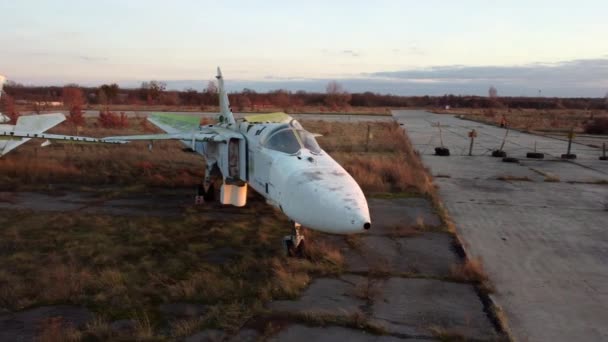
left=0, top=74, right=5, bottom=101
left=0, top=75, right=8, bottom=123
left=215, top=67, right=236, bottom=125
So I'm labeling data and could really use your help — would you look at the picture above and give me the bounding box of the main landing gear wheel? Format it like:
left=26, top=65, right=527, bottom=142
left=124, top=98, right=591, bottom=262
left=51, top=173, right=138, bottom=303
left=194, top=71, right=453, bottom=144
left=284, top=222, right=306, bottom=257
left=196, top=183, right=216, bottom=204
left=203, top=183, right=215, bottom=202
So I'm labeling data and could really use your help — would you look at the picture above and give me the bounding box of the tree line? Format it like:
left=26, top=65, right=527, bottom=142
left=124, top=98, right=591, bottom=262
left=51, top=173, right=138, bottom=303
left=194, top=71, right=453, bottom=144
left=2, top=80, right=608, bottom=112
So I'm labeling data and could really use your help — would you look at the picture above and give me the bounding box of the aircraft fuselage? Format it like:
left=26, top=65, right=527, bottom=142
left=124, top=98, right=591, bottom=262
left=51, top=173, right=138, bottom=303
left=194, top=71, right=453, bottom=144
left=194, top=117, right=371, bottom=235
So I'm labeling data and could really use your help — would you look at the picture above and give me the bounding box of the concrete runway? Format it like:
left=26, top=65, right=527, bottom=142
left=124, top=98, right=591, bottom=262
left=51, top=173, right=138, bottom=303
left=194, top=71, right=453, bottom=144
left=395, top=110, right=608, bottom=342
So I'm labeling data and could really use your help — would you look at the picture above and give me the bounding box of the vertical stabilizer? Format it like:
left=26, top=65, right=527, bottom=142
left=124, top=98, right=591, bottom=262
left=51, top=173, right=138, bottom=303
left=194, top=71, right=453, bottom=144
left=0, top=74, right=5, bottom=101
left=0, top=75, right=8, bottom=123
left=215, top=67, right=236, bottom=125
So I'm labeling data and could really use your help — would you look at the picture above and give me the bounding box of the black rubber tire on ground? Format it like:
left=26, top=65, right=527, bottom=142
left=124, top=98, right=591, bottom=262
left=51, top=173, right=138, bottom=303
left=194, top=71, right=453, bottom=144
left=435, top=147, right=450, bottom=156
left=502, top=157, right=519, bottom=163
left=600, top=156, right=608, bottom=161
left=526, top=152, right=544, bottom=159
left=561, top=153, right=577, bottom=160
left=492, top=150, right=507, bottom=158
left=203, top=183, right=215, bottom=202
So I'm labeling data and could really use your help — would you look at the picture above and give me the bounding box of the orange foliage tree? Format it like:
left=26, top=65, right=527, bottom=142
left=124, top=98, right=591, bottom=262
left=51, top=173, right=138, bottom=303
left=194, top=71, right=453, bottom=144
left=0, top=93, right=20, bottom=124
left=98, top=111, right=129, bottom=128
left=62, top=86, right=85, bottom=127
left=324, top=81, right=351, bottom=110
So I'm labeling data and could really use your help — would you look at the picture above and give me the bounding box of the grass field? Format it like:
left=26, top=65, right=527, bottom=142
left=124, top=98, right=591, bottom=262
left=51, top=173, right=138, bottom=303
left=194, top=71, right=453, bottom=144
left=437, top=107, right=608, bottom=134
left=0, top=116, right=433, bottom=340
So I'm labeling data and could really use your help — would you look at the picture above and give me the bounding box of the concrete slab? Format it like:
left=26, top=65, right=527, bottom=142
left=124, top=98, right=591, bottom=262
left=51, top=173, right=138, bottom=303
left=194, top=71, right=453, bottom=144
left=396, top=110, right=608, bottom=342
left=370, top=278, right=496, bottom=340
left=269, top=324, right=422, bottom=342
left=368, top=198, right=441, bottom=235
left=269, top=276, right=367, bottom=316
left=344, top=233, right=458, bottom=277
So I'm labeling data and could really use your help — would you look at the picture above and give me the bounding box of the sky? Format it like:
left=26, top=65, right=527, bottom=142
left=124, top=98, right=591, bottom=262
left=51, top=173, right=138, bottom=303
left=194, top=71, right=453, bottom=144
left=1, top=0, right=607, bottom=97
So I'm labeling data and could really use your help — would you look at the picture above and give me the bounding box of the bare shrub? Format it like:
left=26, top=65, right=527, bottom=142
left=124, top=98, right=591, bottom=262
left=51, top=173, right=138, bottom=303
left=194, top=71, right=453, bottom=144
left=584, top=118, right=608, bottom=134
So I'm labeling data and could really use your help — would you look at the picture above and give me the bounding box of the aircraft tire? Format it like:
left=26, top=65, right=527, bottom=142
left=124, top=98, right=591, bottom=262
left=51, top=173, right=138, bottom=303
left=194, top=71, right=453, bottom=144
left=526, top=152, right=544, bottom=159
left=502, top=157, right=519, bottom=163
left=561, top=153, right=577, bottom=160
left=203, top=183, right=215, bottom=202
left=492, top=150, right=507, bottom=158
left=435, top=147, right=450, bottom=156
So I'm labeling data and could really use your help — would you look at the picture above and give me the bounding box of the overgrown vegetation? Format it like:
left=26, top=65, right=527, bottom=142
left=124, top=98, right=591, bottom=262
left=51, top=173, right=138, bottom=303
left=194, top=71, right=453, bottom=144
left=0, top=117, right=435, bottom=339
left=450, top=107, right=608, bottom=134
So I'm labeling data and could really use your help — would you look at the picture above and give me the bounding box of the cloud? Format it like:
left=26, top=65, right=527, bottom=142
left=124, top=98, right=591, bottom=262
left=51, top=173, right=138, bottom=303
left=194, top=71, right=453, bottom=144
left=79, top=55, right=109, bottom=62
left=360, top=58, right=608, bottom=96
left=341, top=50, right=360, bottom=57
left=371, top=58, right=608, bottom=85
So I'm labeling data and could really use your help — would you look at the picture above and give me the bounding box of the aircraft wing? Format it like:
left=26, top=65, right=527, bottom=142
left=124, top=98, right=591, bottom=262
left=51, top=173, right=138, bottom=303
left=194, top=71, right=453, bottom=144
left=99, top=113, right=241, bottom=146
left=148, top=113, right=202, bottom=133
left=0, top=113, right=68, bottom=156
left=102, top=131, right=220, bottom=143
left=103, top=125, right=241, bottom=143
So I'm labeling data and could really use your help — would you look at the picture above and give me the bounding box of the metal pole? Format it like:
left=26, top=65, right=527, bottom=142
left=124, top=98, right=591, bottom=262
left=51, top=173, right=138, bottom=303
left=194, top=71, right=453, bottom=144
left=567, top=128, right=574, bottom=155
left=603, top=142, right=606, bottom=158
left=469, top=134, right=475, bottom=156
left=365, top=124, right=370, bottom=152
left=438, top=122, right=444, bottom=148
left=499, top=129, right=509, bottom=151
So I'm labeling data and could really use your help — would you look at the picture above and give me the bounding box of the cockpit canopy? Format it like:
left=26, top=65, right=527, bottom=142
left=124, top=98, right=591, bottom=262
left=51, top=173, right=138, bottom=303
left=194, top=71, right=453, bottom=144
left=263, top=123, right=322, bottom=155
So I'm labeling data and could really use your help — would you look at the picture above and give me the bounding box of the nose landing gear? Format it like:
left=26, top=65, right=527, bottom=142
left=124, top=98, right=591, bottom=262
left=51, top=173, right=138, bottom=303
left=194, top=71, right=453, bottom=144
left=284, top=222, right=306, bottom=257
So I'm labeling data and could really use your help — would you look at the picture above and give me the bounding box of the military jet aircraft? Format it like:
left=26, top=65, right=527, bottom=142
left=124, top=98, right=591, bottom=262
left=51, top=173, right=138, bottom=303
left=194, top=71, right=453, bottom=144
left=1, top=69, right=371, bottom=254
left=0, top=75, right=75, bottom=156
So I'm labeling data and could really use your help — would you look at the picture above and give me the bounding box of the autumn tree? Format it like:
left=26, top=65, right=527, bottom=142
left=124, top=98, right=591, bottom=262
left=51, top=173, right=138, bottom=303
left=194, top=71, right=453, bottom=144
left=231, top=93, right=252, bottom=111
left=62, top=86, right=86, bottom=127
left=140, top=81, right=166, bottom=104
left=206, top=80, right=218, bottom=94
left=99, top=83, right=119, bottom=105
left=324, top=81, right=351, bottom=109
left=271, top=90, right=291, bottom=110
left=0, top=92, right=19, bottom=124
left=488, top=86, right=498, bottom=98
left=98, top=110, right=129, bottom=128
left=202, top=80, right=218, bottom=106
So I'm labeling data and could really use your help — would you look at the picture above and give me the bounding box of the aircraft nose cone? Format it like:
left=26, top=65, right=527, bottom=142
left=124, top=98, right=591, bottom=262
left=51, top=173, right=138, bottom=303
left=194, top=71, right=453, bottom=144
left=282, top=168, right=371, bottom=234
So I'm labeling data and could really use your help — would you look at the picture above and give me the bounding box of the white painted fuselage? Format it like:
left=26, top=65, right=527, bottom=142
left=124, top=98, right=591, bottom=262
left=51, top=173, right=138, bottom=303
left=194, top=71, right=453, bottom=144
left=227, top=118, right=371, bottom=235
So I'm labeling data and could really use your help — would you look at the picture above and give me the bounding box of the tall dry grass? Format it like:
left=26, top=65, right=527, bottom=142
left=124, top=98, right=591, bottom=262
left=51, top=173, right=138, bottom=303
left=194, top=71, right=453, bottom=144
left=303, top=120, right=434, bottom=195
left=0, top=117, right=203, bottom=189
left=448, top=108, right=608, bottom=133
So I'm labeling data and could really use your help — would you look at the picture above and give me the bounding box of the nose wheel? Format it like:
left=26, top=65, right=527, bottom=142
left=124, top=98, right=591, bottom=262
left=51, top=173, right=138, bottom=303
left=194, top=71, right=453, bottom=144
left=195, top=165, right=218, bottom=204
left=284, top=222, right=306, bottom=257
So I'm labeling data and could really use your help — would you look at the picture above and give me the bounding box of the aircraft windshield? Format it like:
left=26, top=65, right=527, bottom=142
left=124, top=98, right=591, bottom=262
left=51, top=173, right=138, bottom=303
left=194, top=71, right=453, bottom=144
left=265, top=129, right=302, bottom=154
left=264, top=128, right=322, bottom=155
left=297, top=130, right=322, bottom=154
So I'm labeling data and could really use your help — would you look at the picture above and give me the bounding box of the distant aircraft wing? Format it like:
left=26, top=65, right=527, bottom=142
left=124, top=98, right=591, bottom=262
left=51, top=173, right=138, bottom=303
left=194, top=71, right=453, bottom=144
left=0, top=113, right=67, bottom=156
left=148, top=113, right=202, bottom=133
left=100, top=113, right=241, bottom=148
left=103, top=126, right=241, bottom=143
left=102, top=131, right=219, bottom=143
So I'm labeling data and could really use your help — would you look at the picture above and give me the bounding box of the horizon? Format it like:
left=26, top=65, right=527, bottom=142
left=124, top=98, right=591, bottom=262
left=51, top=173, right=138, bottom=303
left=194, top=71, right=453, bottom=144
left=2, top=1, right=608, bottom=97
